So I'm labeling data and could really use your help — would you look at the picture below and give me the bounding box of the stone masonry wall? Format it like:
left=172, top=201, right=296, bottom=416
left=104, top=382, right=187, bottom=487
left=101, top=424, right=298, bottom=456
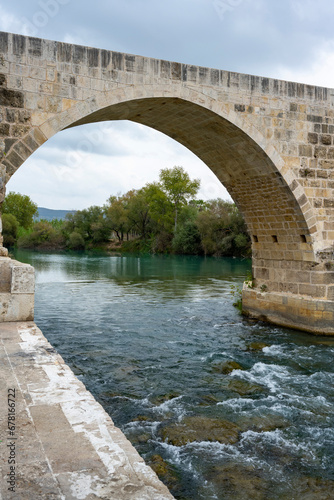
left=0, top=31, right=334, bottom=331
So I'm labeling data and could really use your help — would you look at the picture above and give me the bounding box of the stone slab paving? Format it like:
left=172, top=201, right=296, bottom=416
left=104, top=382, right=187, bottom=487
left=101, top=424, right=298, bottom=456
left=0, top=322, right=174, bottom=499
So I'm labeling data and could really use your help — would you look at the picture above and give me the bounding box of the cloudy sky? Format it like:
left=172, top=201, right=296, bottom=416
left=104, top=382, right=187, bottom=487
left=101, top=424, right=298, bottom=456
left=1, top=0, right=334, bottom=209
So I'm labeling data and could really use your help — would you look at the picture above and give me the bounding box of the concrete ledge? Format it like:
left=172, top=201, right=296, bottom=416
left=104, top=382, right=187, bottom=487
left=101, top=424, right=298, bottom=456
left=0, top=322, right=174, bottom=499
left=0, top=293, right=34, bottom=322
left=242, top=286, right=334, bottom=336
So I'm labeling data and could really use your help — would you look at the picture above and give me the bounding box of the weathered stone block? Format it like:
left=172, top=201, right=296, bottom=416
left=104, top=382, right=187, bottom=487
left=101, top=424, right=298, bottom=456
left=0, top=31, right=8, bottom=53
left=299, top=145, right=312, bottom=157
left=171, top=61, right=181, bottom=80
left=28, top=37, right=42, bottom=57
left=57, top=42, right=72, bottom=63
left=0, top=123, right=10, bottom=135
left=73, top=44, right=87, bottom=65
left=321, top=134, right=332, bottom=145
left=314, top=146, right=327, bottom=158
left=15, top=141, right=32, bottom=161
left=0, top=292, right=34, bottom=321
left=111, top=51, right=123, bottom=71
left=12, top=34, right=26, bottom=56
left=11, top=261, right=35, bottom=294
left=10, top=124, right=31, bottom=138
left=6, top=148, right=25, bottom=167
left=45, top=96, right=62, bottom=113
left=0, top=257, right=11, bottom=292
left=308, top=132, right=318, bottom=144
left=299, top=284, right=326, bottom=297
left=88, top=47, right=99, bottom=68
left=0, top=87, right=24, bottom=107
left=311, top=271, right=334, bottom=285
left=307, top=114, right=322, bottom=122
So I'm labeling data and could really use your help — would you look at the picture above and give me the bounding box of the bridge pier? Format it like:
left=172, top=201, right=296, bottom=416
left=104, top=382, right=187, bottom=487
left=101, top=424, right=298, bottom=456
left=241, top=245, right=334, bottom=335
left=242, top=288, right=334, bottom=336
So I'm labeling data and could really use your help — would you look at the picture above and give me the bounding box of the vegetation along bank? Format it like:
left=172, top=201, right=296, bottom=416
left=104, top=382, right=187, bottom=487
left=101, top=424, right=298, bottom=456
left=2, top=166, right=250, bottom=258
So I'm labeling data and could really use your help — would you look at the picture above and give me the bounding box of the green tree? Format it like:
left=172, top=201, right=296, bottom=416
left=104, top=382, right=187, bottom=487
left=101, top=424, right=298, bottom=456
left=172, top=204, right=201, bottom=254
left=143, top=182, right=174, bottom=234
left=2, top=213, right=19, bottom=247
left=65, top=206, right=109, bottom=244
left=159, top=166, right=200, bottom=232
left=172, top=221, right=202, bottom=254
left=105, top=194, right=133, bottom=241
left=2, top=192, right=38, bottom=229
left=17, top=220, right=65, bottom=249
left=126, top=189, right=151, bottom=239
left=196, top=199, right=250, bottom=257
left=68, top=231, right=85, bottom=250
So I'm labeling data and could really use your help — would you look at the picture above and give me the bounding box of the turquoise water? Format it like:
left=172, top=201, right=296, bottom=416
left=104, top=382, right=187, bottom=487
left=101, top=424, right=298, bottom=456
left=14, top=250, right=334, bottom=499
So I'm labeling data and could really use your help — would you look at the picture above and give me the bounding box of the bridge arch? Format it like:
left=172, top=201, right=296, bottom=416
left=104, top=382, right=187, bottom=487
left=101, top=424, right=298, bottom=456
left=6, top=83, right=317, bottom=275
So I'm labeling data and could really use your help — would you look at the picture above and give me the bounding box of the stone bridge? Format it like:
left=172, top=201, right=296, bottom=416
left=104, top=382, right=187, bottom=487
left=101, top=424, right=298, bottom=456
left=0, top=31, right=334, bottom=335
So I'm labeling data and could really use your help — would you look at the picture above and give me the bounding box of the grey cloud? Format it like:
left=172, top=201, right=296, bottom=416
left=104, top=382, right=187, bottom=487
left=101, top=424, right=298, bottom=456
left=35, top=123, right=136, bottom=160
left=4, top=0, right=334, bottom=210
left=6, top=0, right=334, bottom=80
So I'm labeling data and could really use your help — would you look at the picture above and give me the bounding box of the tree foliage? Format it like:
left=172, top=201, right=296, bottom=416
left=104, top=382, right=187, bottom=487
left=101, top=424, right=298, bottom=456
left=68, top=231, right=85, bottom=250
left=197, top=199, right=250, bottom=257
left=104, top=194, right=132, bottom=241
left=64, top=206, right=109, bottom=243
left=2, top=213, right=19, bottom=247
left=2, top=167, right=251, bottom=257
left=159, top=166, right=200, bottom=231
left=18, top=220, right=65, bottom=249
left=2, top=191, right=38, bottom=229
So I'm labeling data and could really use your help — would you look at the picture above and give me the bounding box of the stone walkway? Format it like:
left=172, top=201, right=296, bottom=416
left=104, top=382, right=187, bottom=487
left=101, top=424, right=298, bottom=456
left=0, top=322, right=174, bottom=499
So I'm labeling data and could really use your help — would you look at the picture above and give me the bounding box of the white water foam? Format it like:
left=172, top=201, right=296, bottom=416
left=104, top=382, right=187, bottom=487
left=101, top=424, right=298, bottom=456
left=151, top=395, right=186, bottom=420
left=157, top=441, right=200, bottom=477
left=262, top=345, right=285, bottom=356
left=230, top=362, right=291, bottom=393
left=239, top=428, right=316, bottom=462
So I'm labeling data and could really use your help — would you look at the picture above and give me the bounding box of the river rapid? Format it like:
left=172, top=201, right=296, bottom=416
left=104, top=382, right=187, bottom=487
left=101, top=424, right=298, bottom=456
left=14, top=250, right=334, bottom=499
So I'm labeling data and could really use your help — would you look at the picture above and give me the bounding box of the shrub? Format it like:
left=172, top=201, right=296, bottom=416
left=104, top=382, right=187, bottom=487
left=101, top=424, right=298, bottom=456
left=17, top=221, right=65, bottom=249
left=68, top=231, right=85, bottom=250
left=172, top=222, right=202, bottom=255
left=2, top=213, right=19, bottom=247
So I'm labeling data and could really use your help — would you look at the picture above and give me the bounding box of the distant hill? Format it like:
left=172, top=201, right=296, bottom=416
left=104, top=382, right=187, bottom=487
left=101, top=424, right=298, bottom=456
left=36, top=207, right=76, bottom=221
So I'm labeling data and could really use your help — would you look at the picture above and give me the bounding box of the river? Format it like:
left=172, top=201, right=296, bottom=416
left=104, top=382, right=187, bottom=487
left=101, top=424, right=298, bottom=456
left=13, top=250, right=334, bottom=499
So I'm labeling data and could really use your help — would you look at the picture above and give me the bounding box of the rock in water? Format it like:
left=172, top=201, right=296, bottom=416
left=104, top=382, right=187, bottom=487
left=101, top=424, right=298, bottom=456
left=159, top=416, right=240, bottom=446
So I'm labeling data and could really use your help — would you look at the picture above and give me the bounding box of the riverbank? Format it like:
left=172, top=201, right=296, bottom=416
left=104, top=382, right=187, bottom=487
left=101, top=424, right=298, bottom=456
left=0, top=322, right=174, bottom=499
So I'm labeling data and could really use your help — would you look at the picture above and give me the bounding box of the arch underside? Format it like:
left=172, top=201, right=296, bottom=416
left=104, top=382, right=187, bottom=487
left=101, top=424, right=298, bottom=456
left=2, top=95, right=317, bottom=293
left=66, top=97, right=315, bottom=276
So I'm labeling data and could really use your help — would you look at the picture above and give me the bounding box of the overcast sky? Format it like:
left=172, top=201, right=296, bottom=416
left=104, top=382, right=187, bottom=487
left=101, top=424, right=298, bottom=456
left=1, top=0, right=334, bottom=209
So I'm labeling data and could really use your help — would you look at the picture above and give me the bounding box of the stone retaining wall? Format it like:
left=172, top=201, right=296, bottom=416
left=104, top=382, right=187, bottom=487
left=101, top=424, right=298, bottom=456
left=0, top=321, right=174, bottom=499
